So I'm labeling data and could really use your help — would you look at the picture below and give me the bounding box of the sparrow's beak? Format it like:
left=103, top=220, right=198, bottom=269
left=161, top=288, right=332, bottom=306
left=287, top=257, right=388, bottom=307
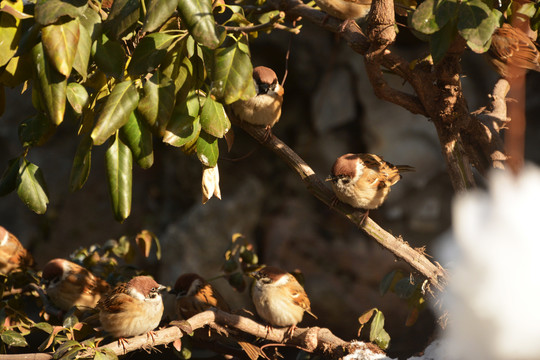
left=325, top=175, right=336, bottom=182
left=158, top=284, right=167, bottom=292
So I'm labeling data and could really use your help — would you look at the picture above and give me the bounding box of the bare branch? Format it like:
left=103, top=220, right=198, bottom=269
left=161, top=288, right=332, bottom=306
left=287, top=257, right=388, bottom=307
left=234, top=121, right=447, bottom=292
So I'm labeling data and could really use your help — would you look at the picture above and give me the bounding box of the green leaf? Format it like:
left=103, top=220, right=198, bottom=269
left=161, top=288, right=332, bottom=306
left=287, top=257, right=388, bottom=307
left=105, top=134, right=133, bottom=222
left=200, top=96, right=229, bottom=138
left=32, top=42, right=67, bottom=126
left=430, top=20, right=457, bottom=64
left=79, top=5, right=102, bottom=42
left=127, top=33, right=177, bottom=76
left=518, top=2, right=537, bottom=17
left=178, top=0, right=221, bottom=49
left=93, top=34, right=126, bottom=79
left=41, top=18, right=80, bottom=77
left=53, top=340, right=81, bottom=359
left=411, top=0, right=438, bottom=34
left=119, top=112, right=154, bottom=169
left=137, top=70, right=176, bottom=136
left=211, top=38, right=256, bottom=104
left=161, top=41, right=193, bottom=93
left=17, top=159, right=49, bottom=214
left=163, top=91, right=201, bottom=147
left=18, top=113, right=57, bottom=147
left=94, top=349, right=119, bottom=360
left=91, top=80, right=140, bottom=146
left=143, top=0, right=178, bottom=32
left=72, top=20, right=92, bottom=80
left=370, top=310, right=390, bottom=350
left=0, top=0, right=23, bottom=67
left=66, top=82, right=89, bottom=115
left=63, top=314, right=79, bottom=328
left=33, top=322, right=54, bottom=334
left=104, top=0, right=141, bottom=39
left=458, top=1, right=500, bottom=53
left=34, top=0, right=88, bottom=26
left=379, top=270, right=398, bottom=296
left=434, top=0, right=458, bottom=29
left=196, top=131, right=218, bottom=167
left=0, top=54, right=33, bottom=88
left=69, top=134, right=93, bottom=192
left=394, top=277, right=416, bottom=298
left=1, top=330, right=28, bottom=347
left=0, top=157, right=20, bottom=196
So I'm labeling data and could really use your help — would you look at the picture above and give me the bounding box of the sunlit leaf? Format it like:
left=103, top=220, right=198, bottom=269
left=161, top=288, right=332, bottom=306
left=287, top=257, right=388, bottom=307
left=1, top=330, right=28, bottom=347
left=119, top=112, right=154, bottom=169
left=105, top=134, right=132, bottom=222
left=161, top=41, right=193, bottom=93
left=69, top=134, right=92, bottom=192
left=72, top=20, right=92, bottom=80
left=127, top=33, right=177, bottom=76
left=91, top=80, right=140, bottom=146
left=66, top=82, right=89, bottom=115
left=411, top=0, right=438, bottom=34
left=200, top=96, right=229, bottom=138
left=142, top=0, right=178, bottom=32
left=430, top=20, right=456, bottom=63
left=34, top=0, right=87, bottom=26
left=163, top=91, right=201, bottom=147
left=104, top=0, right=141, bottom=39
left=458, top=0, right=500, bottom=53
left=78, top=5, right=102, bottom=42
left=196, top=131, right=218, bottom=167
left=32, top=42, right=67, bottom=126
left=41, top=18, right=80, bottom=77
left=178, top=0, right=221, bottom=49
left=137, top=70, right=176, bottom=136
left=17, top=159, right=49, bottom=214
left=92, top=34, right=126, bottom=79
left=211, top=38, right=256, bottom=103
left=33, top=322, right=54, bottom=334
left=0, top=0, right=23, bottom=67
left=0, top=54, right=32, bottom=87
left=370, top=310, right=390, bottom=350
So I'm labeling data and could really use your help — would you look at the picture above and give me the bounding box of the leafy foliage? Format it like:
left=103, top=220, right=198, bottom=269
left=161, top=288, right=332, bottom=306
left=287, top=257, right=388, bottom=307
left=380, top=270, right=427, bottom=327
left=0, top=0, right=274, bottom=219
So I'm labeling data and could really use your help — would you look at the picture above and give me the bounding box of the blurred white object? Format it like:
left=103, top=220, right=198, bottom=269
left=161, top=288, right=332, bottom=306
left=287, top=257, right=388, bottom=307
left=438, top=164, right=540, bottom=360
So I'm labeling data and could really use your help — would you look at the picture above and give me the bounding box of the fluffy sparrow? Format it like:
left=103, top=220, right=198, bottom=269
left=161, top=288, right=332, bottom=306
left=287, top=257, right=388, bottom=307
left=98, top=276, right=165, bottom=339
left=251, top=266, right=316, bottom=331
left=231, top=66, right=284, bottom=136
left=488, top=23, right=540, bottom=78
left=327, top=153, right=414, bottom=219
left=314, top=0, right=372, bottom=22
left=0, top=226, right=34, bottom=274
left=42, top=258, right=110, bottom=312
left=173, top=273, right=230, bottom=320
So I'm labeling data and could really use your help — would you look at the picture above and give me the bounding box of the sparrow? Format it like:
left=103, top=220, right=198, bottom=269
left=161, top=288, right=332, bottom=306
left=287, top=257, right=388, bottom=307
left=172, top=273, right=230, bottom=320
left=314, top=0, right=372, bottom=22
left=488, top=23, right=540, bottom=78
left=42, top=258, right=110, bottom=312
left=0, top=226, right=34, bottom=274
left=231, top=66, right=284, bottom=138
left=251, top=266, right=316, bottom=332
left=97, top=275, right=165, bottom=339
left=326, top=153, right=414, bottom=219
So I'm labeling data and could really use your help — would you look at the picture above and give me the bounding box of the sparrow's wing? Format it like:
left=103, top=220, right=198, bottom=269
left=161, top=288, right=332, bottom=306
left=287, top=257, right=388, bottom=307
left=199, top=283, right=230, bottom=312
left=491, top=24, right=540, bottom=71
left=361, top=154, right=402, bottom=187
left=288, top=281, right=318, bottom=319
left=97, top=284, right=135, bottom=313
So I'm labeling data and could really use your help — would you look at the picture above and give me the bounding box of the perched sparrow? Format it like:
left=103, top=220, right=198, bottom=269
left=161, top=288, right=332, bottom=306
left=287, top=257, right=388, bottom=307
left=231, top=66, right=284, bottom=135
left=42, top=258, right=110, bottom=312
left=251, top=266, right=316, bottom=330
left=0, top=226, right=34, bottom=274
left=488, top=23, right=540, bottom=78
left=327, top=153, right=414, bottom=218
left=314, top=0, right=372, bottom=22
left=98, top=276, right=165, bottom=339
left=173, top=273, right=230, bottom=320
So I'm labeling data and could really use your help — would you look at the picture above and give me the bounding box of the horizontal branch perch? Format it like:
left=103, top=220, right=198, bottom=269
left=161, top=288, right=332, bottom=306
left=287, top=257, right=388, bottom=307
left=234, top=120, right=447, bottom=292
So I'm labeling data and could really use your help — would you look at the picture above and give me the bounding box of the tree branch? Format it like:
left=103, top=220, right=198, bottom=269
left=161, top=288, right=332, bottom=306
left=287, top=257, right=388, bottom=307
left=234, top=121, right=447, bottom=292
left=13, top=310, right=384, bottom=359
left=223, top=12, right=287, bottom=34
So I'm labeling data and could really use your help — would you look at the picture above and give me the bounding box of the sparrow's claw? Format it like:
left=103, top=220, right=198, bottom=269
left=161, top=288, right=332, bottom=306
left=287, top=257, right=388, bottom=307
left=118, top=337, right=129, bottom=354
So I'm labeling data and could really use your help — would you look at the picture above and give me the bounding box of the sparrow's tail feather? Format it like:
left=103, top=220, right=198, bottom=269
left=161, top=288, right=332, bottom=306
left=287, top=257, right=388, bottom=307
left=396, top=165, right=415, bottom=173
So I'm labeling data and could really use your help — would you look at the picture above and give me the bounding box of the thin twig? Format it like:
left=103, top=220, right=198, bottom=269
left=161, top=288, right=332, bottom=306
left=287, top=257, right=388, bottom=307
left=233, top=120, right=447, bottom=292
left=223, top=13, right=285, bottom=33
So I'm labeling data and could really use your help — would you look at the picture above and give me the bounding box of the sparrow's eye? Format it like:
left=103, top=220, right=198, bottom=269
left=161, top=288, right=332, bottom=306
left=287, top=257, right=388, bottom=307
left=340, top=177, right=350, bottom=185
